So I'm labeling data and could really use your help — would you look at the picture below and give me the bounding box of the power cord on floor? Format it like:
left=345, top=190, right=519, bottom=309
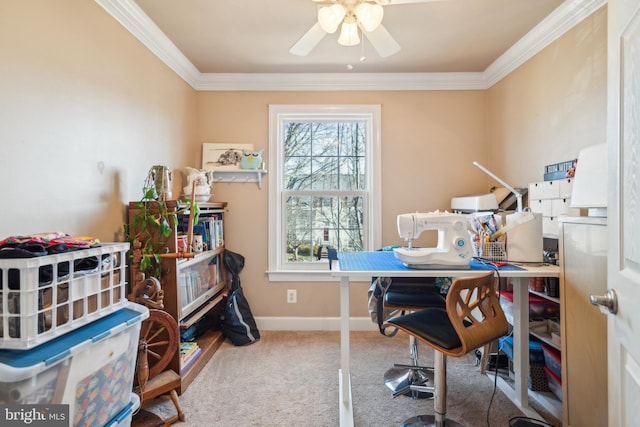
left=477, top=258, right=558, bottom=427
left=508, top=416, right=558, bottom=427
left=484, top=262, right=501, bottom=427
left=485, top=328, right=514, bottom=427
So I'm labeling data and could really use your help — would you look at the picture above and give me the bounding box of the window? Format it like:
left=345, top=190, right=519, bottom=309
left=268, top=105, right=381, bottom=281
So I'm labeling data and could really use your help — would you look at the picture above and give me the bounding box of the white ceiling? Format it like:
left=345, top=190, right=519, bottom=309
left=97, top=0, right=605, bottom=90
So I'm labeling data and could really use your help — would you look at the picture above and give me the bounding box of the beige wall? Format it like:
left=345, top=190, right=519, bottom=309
left=0, top=0, right=198, bottom=241
left=487, top=6, right=607, bottom=187
left=196, top=7, right=607, bottom=321
left=0, top=2, right=607, bottom=323
left=197, top=91, right=488, bottom=318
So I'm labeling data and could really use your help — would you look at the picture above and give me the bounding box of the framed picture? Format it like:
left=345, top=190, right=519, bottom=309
left=202, top=143, right=254, bottom=171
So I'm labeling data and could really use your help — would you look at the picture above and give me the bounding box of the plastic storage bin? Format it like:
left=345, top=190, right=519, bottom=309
left=499, top=335, right=549, bottom=392
left=0, top=243, right=129, bottom=349
left=0, top=304, right=148, bottom=427
left=499, top=290, right=560, bottom=322
left=542, top=343, right=562, bottom=379
left=499, top=335, right=546, bottom=364
left=104, top=393, right=140, bottom=427
left=544, top=365, right=563, bottom=401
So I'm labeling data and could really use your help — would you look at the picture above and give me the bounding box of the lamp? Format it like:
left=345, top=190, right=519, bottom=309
left=472, top=161, right=523, bottom=212
left=318, top=4, right=346, bottom=33
left=318, top=2, right=383, bottom=47
left=355, top=3, right=384, bottom=32
left=338, top=18, right=360, bottom=46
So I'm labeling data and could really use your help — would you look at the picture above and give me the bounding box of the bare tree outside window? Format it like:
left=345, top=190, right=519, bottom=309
left=283, top=121, right=366, bottom=262
left=268, top=104, right=380, bottom=277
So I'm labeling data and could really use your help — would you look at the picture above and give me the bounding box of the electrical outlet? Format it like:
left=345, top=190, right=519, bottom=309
left=287, top=289, right=297, bottom=304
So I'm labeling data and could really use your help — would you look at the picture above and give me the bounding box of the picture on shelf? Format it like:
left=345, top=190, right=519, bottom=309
left=202, top=143, right=254, bottom=171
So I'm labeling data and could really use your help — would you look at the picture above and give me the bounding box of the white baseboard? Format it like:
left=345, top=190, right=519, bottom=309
left=255, top=316, right=378, bottom=331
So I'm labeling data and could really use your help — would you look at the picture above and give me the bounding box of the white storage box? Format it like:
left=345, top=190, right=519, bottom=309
left=0, top=243, right=129, bottom=349
left=0, top=304, right=148, bottom=427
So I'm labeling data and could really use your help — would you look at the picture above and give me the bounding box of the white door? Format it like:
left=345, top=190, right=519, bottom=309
left=606, top=0, right=640, bottom=425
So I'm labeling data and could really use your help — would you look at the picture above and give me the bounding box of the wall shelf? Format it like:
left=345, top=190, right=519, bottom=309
left=210, top=169, right=267, bottom=188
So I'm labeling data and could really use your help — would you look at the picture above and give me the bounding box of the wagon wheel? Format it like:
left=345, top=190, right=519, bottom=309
left=136, top=309, right=179, bottom=386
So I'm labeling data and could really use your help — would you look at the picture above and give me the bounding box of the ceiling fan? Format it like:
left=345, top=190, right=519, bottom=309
left=289, top=0, right=445, bottom=58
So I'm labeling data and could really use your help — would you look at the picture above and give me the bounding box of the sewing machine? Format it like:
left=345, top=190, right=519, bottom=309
left=393, top=212, right=472, bottom=269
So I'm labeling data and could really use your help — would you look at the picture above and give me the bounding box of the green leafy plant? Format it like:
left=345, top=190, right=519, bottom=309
left=125, top=167, right=200, bottom=278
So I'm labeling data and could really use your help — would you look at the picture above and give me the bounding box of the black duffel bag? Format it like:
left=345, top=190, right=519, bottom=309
left=220, top=249, right=260, bottom=346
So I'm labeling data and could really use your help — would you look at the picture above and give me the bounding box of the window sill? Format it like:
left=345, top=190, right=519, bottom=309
left=267, top=270, right=339, bottom=282
left=266, top=269, right=374, bottom=283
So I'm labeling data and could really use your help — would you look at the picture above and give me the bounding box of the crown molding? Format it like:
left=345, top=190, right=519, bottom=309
left=195, top=72, right=487, bottom=91
left=95, top=0, right=201, bottom=87
left=96, top=0, right=606, bottom=91
left=484, top=0, right=607, bottom=87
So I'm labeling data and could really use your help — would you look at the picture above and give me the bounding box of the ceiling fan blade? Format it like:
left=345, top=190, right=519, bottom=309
left=289, top=22, right=328, bottom=56
left=362, top=24, right=401, bottom=58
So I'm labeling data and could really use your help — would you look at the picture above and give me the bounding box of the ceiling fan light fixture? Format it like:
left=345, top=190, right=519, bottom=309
left=318, top=4, right=346, bottom=33
left=338, top=19, right=360, bottom=46
left=354, top=3, right=384, bottom=32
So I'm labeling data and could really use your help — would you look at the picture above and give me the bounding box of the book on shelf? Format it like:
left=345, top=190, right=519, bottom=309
left=214, top=255, right=222, bottom=283
left=208, top=262, right=218, bottom=289
left=177, top=213, right=223, bottom=251
left=203, top=217, right=216, bottom=250
left=183, top=270, right=193, bottom=303
left=180, top=341, right=198, bottom=354
left=177, top=217, right=210, bottom=250
left=177, top=216, right=190, bottom=235
left=176, top=212, right=223, bottom=254
left=180, top=341, right=201, bottom=371
left=214, top=216, right=224, bottom=247
left=180, top=341, right=199, bottom=356
left=180, top=347, right=202, bottom=374
left=190, top=268, right=202, bottom=299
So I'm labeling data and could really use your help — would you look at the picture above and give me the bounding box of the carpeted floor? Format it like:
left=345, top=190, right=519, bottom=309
left=135, top=331, right=561, bottom=427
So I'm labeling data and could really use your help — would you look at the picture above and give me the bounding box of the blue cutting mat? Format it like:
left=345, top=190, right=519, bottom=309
left=337, top=251, right=525, bottom=272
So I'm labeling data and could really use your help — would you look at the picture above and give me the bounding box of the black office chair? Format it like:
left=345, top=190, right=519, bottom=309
left=380, top=277, right=446, bottom=398
left=384, top=272, right=508, bottom=426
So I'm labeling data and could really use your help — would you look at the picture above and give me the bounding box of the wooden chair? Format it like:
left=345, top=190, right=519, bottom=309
left=384, top=272, right=508, bottom=426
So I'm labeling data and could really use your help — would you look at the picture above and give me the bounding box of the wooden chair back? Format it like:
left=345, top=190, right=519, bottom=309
left=445, top=272, right=509, bottom=357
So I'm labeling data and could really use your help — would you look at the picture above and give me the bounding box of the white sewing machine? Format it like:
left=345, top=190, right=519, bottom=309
left=393, top=212, right=472, bottom=269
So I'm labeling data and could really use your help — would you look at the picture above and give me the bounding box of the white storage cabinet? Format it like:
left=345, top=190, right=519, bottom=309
left=528, top=179, right=579, bottom=238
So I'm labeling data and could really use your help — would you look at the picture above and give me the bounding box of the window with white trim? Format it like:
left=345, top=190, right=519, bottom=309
left=268, top=105, right=381, bottom=281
